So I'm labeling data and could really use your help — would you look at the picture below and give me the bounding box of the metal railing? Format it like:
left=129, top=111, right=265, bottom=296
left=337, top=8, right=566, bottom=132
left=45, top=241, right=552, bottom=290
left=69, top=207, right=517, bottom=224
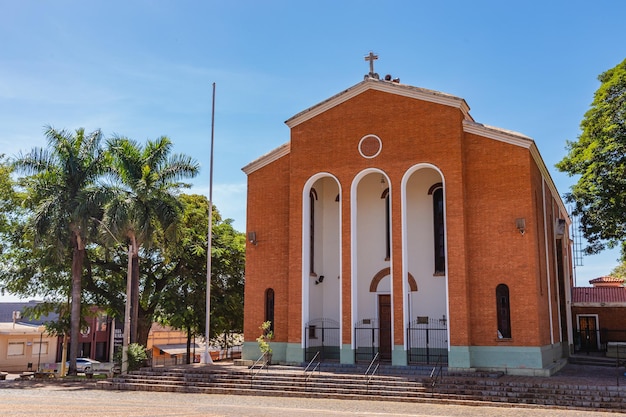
left=304, top=351, right=321, bottom=383
left=249, top=353, right=269, bottom=382
left=364, top=352, right=380, bottom=388
left=429, top=354, right=444, bottom=389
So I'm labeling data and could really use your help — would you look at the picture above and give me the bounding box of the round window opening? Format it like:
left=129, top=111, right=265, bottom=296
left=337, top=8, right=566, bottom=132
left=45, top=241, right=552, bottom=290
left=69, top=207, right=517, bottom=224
left=358, top=135, right=382, bottom=159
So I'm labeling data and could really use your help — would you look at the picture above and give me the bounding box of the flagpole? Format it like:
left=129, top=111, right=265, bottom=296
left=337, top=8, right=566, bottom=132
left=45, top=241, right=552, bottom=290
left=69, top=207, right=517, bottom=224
left=203, top=82, right=216, bottom=365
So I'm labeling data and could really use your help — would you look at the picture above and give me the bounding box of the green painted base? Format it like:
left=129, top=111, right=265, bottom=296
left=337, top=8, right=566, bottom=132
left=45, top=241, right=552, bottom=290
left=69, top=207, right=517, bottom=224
left=392, top=345, right=407, bottom=366
left=449, top=343, right=567, bottom=376
left=340, top=344, right=354, bottom=364
left=242, top=341, right=296, bottom=364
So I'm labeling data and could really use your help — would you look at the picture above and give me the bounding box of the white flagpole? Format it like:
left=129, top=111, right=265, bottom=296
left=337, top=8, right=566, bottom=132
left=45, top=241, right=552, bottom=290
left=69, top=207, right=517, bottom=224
left=203, top=82, right=216, bottom=365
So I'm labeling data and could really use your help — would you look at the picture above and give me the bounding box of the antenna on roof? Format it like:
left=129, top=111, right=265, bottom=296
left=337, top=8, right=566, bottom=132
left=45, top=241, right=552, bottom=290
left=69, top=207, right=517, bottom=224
left=569, top=205, right=584, bottom=286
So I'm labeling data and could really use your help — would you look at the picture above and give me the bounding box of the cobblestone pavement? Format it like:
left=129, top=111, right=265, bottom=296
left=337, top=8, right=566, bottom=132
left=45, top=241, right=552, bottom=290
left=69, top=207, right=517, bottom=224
left=0, top=384, right=621, bottom=417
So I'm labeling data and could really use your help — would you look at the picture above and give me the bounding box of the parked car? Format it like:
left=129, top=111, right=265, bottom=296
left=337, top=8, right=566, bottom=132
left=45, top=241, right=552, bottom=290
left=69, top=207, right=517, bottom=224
left=66, top=358, right=100, bottom=373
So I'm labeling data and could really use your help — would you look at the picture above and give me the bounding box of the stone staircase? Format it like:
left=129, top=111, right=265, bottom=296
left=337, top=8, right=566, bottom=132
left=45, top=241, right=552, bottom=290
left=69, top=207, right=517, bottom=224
left=433, top=374, right=626, bottom=410
left=98, top=363, right=626, bottom=411
left=569, top=354, right=620, bottom=367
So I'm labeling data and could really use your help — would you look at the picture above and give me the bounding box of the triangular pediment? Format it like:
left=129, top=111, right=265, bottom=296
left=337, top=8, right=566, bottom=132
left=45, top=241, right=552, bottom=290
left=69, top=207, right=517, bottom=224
left=244, top=78, right=567, bottom=219
left=285, top=77, right=474, bottom=128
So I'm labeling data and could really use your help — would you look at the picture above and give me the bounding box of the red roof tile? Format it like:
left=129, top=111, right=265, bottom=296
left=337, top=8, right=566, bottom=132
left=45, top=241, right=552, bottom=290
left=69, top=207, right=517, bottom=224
left=572, top=287, right=626, bottom=304
left=589, top=276, right=625, bottom=284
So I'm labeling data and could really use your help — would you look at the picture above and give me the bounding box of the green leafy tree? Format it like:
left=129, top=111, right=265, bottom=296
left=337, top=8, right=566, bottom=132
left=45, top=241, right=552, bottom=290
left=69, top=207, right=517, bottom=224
left=12, top=127, right=106, bottom=375
left=611, top=262, right=626, bottom=280
left=103, top=136, right=199, bottom=348
left=557, top=59, right=626, bottom=260
left=114, top=342, right=147, bottom=372
left=210, top=210, right=246, bottom=344
left=0, top=155, right=17, bottom=238
left=157, top=194, right=245, bottom=363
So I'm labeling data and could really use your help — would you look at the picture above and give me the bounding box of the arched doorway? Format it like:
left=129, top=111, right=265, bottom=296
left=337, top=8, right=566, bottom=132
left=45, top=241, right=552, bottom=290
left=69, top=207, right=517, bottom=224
left=402, top=165, right=449, bottom=364
left=352, top=170, right=392, bottom=362
left=302, top=175, right=341, bottom=361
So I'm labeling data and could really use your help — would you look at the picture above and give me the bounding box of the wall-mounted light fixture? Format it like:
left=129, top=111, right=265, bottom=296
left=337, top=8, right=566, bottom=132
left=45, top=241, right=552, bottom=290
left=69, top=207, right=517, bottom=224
left=247, top=231, right=257, bottom=245
left=516, top=218, right=526, bottom=235
left=315, top=275, right=325, bottom=285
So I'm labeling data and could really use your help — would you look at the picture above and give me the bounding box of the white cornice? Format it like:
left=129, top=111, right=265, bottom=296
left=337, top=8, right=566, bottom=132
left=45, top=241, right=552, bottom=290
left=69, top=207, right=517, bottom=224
left=462, top=120, right=533, bottom=148
left=285, top=78, right=473, bottom=128
left=572, top=302, right=626, bottom=307
left=241, top=142, right=290, bottom=175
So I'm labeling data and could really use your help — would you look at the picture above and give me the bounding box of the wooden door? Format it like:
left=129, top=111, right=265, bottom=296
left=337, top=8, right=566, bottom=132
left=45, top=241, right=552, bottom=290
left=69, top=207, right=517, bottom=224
left=378, top=295, right=392, bottom=361
left=579, top=316, right=598, bottom=351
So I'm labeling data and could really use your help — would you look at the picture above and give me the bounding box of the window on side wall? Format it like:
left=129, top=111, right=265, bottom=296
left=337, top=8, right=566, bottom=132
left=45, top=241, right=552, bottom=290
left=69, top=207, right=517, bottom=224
left=430, top=184, right=445, bottom=275
left=496, top=284, right=512, bottom=339
left=265, top=288, right=275, bottom=333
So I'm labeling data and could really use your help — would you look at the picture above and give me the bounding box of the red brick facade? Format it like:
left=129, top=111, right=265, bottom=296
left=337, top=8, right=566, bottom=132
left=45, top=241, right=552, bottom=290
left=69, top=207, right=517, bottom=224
left=242, top=78, right=573, bottom=373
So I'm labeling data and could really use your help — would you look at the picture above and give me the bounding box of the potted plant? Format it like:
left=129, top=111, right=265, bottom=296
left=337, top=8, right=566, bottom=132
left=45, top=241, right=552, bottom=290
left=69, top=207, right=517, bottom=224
left=256, top=321, right=273, bottom=364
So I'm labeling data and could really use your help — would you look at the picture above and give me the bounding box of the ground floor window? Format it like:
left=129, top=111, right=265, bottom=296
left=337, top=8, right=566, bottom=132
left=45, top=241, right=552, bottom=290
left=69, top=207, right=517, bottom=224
left=265, top=288, right=275, bottom=332
left=7, top=341, right=25, bottom=356
left=496, top=284, right=511, bottom=338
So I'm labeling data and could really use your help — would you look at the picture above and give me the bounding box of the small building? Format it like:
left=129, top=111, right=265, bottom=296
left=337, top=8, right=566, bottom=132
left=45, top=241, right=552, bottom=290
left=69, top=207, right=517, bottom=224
left=571, top=281, right=626, bottom=355
left=147, top=323, right=195, bottom=365
left=55, top=307, right=115, bottom=363
left=0, top=301, right=58, bottom=372
left=588, top=276, right=625, bottom=288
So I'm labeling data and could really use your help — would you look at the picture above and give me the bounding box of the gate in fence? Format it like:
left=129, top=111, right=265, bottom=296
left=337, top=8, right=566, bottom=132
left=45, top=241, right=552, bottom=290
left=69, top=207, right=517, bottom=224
left=354, top=318, right=382, bottom=363
left=407, top=316, right=448, bottom=365
left=304, top=318, right=340, bottom=362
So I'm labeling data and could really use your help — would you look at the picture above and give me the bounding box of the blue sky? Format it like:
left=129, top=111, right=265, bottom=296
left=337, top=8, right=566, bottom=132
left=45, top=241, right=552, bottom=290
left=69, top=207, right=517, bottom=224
left=1, top=0, right=624, bottom=301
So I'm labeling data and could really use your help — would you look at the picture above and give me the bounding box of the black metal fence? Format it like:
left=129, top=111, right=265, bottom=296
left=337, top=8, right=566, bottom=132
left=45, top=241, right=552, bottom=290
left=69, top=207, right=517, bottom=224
left=407, top=317, right=448, bottom=365
left=304, top=318, right=340, bottom=362
left=354, top=319, right=380, bottom=363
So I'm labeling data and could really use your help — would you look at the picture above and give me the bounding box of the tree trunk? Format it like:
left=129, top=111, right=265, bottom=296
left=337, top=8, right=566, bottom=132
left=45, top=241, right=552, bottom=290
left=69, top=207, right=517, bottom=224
left=68, top=232, right=84, bottom=376
left=135, top=308, right=152, bottom=348
left=186, top=327, right=192, bottom=364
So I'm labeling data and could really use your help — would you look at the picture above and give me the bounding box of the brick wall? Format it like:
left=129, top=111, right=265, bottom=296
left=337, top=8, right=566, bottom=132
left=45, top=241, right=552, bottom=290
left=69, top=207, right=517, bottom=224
left=243, top=83, right=567, bottom=355
left=243, top=154, right=290, bottom=344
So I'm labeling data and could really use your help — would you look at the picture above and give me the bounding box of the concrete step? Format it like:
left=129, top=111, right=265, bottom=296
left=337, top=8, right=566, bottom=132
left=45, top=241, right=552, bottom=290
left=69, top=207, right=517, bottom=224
left=569, top=355, right=619, bottom=367
left=100, top=366, right=626, bottom=411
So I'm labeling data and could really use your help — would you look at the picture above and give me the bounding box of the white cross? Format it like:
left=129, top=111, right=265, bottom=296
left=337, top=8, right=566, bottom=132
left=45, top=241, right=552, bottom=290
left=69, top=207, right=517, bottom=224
left=364, top=52, right=378, bottom=75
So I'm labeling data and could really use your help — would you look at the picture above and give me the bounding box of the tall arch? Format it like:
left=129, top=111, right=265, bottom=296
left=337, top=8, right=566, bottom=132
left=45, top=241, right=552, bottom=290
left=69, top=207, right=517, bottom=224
left=302, top=173, right=342, bottom=349
left=350, top=169, right=393, bottom=351
left=401, top=164, right=449, bottom=350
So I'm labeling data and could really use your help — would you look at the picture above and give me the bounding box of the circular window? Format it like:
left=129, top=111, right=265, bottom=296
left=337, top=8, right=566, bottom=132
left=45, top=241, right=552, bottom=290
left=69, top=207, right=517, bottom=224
left=358, top=135, right=382, bottom=159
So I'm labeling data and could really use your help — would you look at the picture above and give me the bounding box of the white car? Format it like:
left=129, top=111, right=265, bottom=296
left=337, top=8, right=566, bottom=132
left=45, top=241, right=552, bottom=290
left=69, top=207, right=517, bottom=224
left=66, top=357, right=100, bottom=373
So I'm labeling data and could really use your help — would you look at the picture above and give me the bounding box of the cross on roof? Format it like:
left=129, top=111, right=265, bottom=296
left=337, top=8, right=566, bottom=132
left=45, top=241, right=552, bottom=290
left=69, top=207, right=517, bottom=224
left=364, top=52, right=378, bottom=76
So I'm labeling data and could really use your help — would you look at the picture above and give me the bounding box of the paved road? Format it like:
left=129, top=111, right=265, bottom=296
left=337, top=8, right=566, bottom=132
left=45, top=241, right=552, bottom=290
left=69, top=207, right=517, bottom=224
left=0, top=385, right=620, bottom=417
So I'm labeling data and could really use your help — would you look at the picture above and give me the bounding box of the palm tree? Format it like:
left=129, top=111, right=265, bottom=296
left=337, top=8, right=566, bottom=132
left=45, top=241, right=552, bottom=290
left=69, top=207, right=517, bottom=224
left=103, top=136, right=198, bottom=370
left=13, top=126, right=106, bottom=375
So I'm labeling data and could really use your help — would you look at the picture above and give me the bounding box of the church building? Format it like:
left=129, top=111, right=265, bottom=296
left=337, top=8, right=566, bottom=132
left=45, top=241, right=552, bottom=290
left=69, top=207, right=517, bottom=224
left=242, top=55, right=574, bottom=376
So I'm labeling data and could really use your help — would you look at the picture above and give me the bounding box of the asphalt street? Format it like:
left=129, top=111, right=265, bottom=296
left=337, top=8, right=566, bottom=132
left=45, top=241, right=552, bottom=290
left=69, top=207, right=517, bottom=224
left=0, top=385, right=621, bottom=417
